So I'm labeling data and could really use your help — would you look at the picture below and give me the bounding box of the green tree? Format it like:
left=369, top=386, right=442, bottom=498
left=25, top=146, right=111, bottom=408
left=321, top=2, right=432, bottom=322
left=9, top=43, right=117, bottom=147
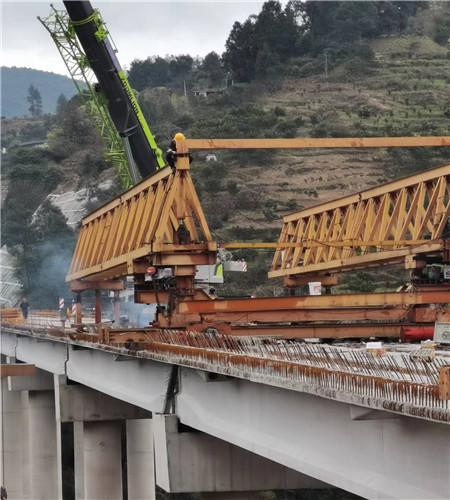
left=201, top=52, right=226, bottom=87
left=255, top=43, right=280, bottom=79
left=56, top=93, right=68, bottom=114
left=223, top=19, right=258, bottom=82
left=139, top=87, right=177, bottom=127
left=432, top=2, right=450, bottom=45
left=128, top=55, right=194, bottom=90
left=223, top=1, right=302, bottom=82
left=27, top=84, right=43, bottom=117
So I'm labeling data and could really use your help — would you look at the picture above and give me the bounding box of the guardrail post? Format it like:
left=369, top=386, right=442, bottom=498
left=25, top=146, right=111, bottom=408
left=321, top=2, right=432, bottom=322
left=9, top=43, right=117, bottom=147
left=438, top=365, right=450, bottom=399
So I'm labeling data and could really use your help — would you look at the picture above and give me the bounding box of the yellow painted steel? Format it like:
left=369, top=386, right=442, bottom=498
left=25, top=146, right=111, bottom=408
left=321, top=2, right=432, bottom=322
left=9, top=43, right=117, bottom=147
left=222, top=239, right=434, bottom=249
left=269, top=163, right=450, bottom=278
left=182, top=137, right=450, bottom=150
left=66, top=165, right=213, bottom=282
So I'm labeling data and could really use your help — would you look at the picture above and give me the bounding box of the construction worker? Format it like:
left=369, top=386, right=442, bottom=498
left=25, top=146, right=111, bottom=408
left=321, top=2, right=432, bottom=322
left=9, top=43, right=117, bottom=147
left=166, top=139, right=177, bottom=170
left=20, top=298, right=29, bottom=320
left=166, top=133, right=191, bottom=171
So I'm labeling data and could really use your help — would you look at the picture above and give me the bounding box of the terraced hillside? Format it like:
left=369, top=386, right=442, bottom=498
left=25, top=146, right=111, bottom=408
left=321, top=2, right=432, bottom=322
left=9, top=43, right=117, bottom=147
left=211, top=35, right=450, bottom=235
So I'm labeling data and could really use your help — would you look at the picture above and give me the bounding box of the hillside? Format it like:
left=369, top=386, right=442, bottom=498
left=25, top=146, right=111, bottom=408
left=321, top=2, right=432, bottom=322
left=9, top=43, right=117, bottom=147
left=1, top=28, right=449, bottom=304
left=221, top=35, right=450, bottom=216
left=1, top=67, right=78, bottom=117
left=169, top=34, right=449, bottom=240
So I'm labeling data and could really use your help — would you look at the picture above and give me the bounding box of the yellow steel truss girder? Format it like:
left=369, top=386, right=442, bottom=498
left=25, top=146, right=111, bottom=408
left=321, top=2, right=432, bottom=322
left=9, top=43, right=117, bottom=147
left=66, top=166, right=213, bottom=282
left=180, top=137, right=450, bottom=150
left=269, top=164, right=450, bottom=278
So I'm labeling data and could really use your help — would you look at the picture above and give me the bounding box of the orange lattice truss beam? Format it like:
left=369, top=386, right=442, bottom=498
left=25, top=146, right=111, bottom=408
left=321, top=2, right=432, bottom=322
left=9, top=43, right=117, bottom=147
left=67, top=164, right=214, bottom=283
left=269, top=164, right=450, bottom=279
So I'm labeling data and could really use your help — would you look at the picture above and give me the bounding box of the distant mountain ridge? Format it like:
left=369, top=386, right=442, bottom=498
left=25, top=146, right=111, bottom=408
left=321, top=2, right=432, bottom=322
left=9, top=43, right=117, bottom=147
left=1, top=67, right=78, bottom=117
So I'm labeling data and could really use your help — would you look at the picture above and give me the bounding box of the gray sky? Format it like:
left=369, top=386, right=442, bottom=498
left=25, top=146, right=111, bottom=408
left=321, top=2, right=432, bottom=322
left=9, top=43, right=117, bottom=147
left=1, top=1, right=265, bottom=76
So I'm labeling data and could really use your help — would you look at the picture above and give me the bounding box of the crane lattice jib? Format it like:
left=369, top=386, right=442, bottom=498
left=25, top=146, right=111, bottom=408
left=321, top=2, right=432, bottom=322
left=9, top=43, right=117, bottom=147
left=269, top=164, right=450, bottom=279
left=38, top=6, right=133, bottom=189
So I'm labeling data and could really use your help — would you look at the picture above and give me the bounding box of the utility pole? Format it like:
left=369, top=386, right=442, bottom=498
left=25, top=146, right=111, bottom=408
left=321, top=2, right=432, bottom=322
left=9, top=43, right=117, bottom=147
left=324, top=51, right=329, bottom=81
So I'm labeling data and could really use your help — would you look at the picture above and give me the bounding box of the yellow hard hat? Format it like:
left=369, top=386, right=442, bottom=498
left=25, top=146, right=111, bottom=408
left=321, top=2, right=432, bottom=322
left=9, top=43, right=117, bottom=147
left=174, top=132, right=185, bottom=141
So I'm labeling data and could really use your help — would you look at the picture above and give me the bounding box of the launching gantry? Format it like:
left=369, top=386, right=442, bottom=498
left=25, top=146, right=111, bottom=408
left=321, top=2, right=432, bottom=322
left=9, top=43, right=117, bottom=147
left=67, top=136, right=450, bottom=339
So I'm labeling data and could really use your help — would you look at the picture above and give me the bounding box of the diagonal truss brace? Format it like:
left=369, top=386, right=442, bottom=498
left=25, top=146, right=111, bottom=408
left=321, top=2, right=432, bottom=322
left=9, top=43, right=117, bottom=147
left=269, top=164, right=450, bottom=278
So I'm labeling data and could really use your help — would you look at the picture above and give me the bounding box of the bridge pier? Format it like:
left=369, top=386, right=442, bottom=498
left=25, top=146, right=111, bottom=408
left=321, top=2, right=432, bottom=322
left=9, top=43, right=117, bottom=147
left=73, top=422, right=85, bottom=500
left=1, top=377, right=24, bottom=499
left=27, top=390, right=60, bottom=500
left=83, top=421, right=122, bottom=500
left=54, top=375, right=154, bottom=500
left=126, top=419, right=155, bottom=500
left=1, top=359, right=60, bottom=500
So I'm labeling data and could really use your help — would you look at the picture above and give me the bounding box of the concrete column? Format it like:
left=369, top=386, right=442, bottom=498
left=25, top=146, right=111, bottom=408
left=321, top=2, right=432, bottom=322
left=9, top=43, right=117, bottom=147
left=28, top=390, right=59, bottom=500
left=0, top=378, right=24, bottom=499
left=73, top=422, right=85, bottom=500
left=126, top=419, right=155, bottom=500
left=83, top=421, right=122, bottom=500
left=21, top=391, right=31, bottom=499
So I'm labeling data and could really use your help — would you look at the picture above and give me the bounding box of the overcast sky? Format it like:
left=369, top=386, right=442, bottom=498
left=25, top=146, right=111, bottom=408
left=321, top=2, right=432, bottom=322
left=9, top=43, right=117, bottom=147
left=1, top=1, right=265, bottom=76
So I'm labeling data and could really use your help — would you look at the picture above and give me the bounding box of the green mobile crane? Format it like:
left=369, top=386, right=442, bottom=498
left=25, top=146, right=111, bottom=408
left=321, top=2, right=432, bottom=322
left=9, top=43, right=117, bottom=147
left=39, top=1, right=165, bottom=189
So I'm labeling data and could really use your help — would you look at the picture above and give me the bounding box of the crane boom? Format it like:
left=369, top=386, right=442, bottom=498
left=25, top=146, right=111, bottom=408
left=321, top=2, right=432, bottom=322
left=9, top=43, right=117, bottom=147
left=62, top=0, right=164, bottom=177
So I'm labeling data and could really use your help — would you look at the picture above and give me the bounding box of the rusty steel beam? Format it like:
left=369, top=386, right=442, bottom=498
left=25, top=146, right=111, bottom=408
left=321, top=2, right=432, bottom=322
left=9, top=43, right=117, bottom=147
left=228, top=324, right=403, bottom=338
left=70, top=280, right=124, bottom=291
left=181, top=137, right=450, bottom=150
left=200, top=306, right=411, bottom=323
left=178, top=289, right=449, bottom=314
left=1, top=364, right=36, bottom=377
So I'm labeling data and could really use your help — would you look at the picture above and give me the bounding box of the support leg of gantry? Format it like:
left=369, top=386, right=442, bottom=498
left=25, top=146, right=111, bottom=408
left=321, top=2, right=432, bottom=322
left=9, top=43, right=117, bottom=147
left=28, top=390, right=60, bottom=500
left=113, top=291, right=121, bottom=325
left=76, top=293, right=83, bottom=325
left=95, top=290, right=101, bottom=324
left=83, top=421, right=123, bottom=500
left=1, top=377, right=25, bottom=500
left=126, top=419, right=155, bottom=500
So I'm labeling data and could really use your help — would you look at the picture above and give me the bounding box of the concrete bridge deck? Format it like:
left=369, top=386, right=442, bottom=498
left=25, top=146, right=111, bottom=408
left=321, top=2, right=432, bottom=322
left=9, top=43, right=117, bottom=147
left=1, top=322, right=449, bottom=499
